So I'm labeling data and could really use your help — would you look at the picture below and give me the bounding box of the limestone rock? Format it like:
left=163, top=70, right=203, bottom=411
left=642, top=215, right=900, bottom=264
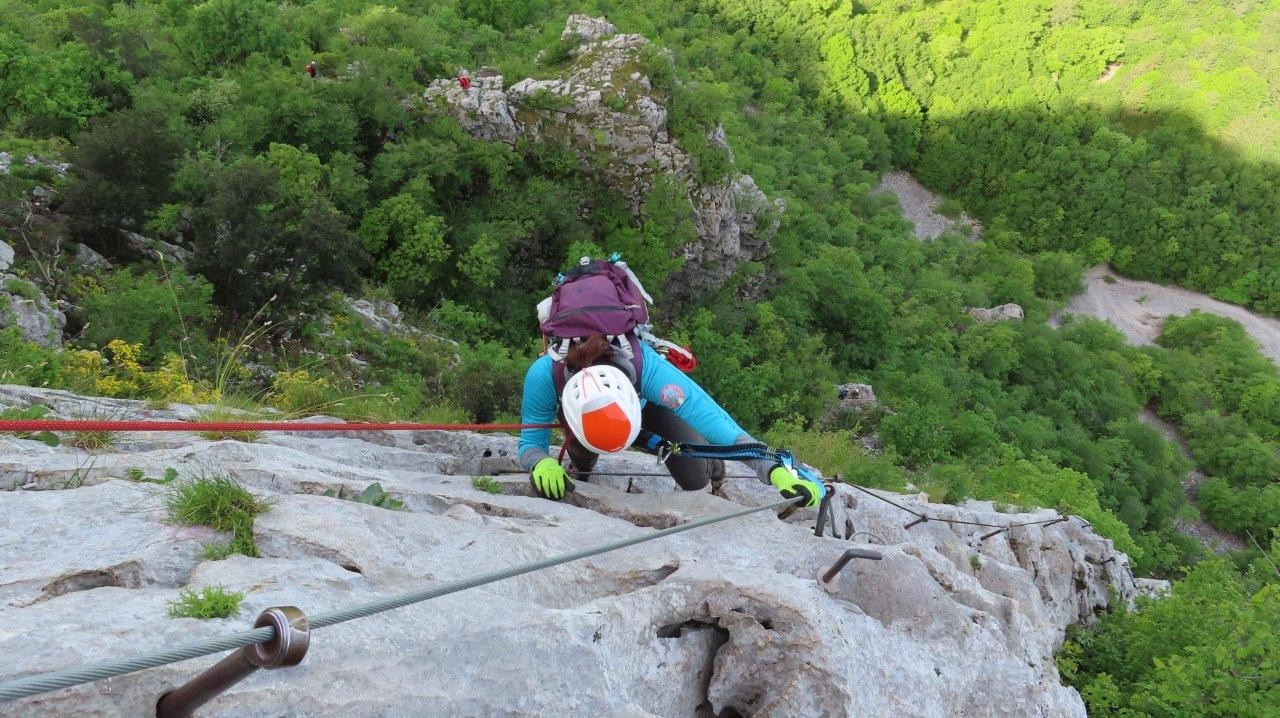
left=0, top=384, right=1148, bottom=717
left=72, top=243, right=110, bottom=269
left=967, top=303, right=1025, bottom=322
left=124, top=232, right=190, bottom=264
left=0, top=275, right=65, bottom=347
left=836, top=383, right=878, bottom=410
left=562, top=14, right=617, bottom=43
left=23, top=154, right=70, bottom=178
left=423, top=15, right=782, bottom=301
left=0, top=240, right=13, bottom=271
left=346, top=298, right=405, bottom=334
left=0, top=152, right=11, bottom=175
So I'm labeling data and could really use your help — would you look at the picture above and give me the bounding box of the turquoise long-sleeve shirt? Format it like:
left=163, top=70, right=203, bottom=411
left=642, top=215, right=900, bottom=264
left=518, top=343, right=757, bottom=470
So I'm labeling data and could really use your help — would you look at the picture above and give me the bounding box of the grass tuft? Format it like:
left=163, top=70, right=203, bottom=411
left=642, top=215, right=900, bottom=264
left=68, top=429, right=115, bottom=451
left=165, top=473, right=270, bottom=557
left=195, top=404, right=263, bottom=443
left=166, top=585, right=244, bottom=619
left=201, top=542, right=235, bottom=561
left=472, top=476, right=503, bottom=494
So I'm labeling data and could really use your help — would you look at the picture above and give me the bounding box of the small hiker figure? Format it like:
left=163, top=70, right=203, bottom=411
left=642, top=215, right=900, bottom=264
left=458, top=73, right=472, bottom=91
left=305, top=61, right=317, bottom=78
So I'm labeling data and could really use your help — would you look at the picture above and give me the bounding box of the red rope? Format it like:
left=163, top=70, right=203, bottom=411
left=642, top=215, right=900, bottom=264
left=0, top=420, right=560, bottom=433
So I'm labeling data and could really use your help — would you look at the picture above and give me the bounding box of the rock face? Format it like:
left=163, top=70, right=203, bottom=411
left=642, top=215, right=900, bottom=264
left=0, top=241, right=13, bottom=271
left=0, top=384, right=1146, bottom=717
left=423, top=16, right=784, bottom=300
left=0, top=274, right=65, bottom=348
left=72, top=243, right=110, bottom=269
left=562, top=13, right=617, bottom=43
left=967, top=303, right=1025, bottom=322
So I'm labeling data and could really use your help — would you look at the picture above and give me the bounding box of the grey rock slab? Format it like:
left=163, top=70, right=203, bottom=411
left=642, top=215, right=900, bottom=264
left=0, top=481, right=215, bottom=607
left=0, top=241, right=12, bottom=271
left=0, top=384, right=1143, bottom=716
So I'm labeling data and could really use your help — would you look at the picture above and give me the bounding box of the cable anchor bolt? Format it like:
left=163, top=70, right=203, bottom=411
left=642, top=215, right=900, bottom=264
left=156, top=606, right=310, bottom=718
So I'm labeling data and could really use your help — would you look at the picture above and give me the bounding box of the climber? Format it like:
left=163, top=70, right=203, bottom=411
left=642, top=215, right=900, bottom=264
left=305, top=61, right=317, bottom=78
left=518, top=256, right=825, bottom=507
left=458, top=73, right=471, bottom=91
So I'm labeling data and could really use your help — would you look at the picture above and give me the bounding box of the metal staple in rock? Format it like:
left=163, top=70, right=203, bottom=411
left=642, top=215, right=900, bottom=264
left=0, top=497, right=800, bottom=703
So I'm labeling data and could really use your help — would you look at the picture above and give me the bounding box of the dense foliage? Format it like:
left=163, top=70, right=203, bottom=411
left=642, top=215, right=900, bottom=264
left=699, top=0, right=1280, bottom=313
left=1059, top=547, right=1280, bottom=716
left=3, top=2, right=1280, bottom=712
left=1149, top=312, right=1280, bottom=541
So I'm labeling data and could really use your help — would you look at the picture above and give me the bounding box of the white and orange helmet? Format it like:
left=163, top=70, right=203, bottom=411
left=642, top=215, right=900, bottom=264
left=561, top=364, right=642, bottom=454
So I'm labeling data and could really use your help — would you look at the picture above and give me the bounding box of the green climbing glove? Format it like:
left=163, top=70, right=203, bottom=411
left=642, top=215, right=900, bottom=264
left=531, top=457, right=570, bottom=500
left=769, top=464, right=824, bottom=507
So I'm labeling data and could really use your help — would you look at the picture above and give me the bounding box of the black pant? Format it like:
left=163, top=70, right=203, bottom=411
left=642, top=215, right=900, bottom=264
left=566, top=404, right=726, bottom=490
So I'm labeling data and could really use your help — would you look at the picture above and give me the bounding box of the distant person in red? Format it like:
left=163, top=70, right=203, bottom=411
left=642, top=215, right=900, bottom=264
left=458, top=74, right=471, bottom=90
left=305, top=61, right=317, bottom=78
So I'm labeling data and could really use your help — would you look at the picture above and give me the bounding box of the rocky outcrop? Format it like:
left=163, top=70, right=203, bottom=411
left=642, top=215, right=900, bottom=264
left=423, top=16, right=784, bottom=299
left=967, top=303, right=1025, bottom=322
left=562, top=14, right=617, bottom=43
left=124, top=232, right=190, bottom=264
left=0, top=384, right=1146, bottom=716
left=836, top=383, right=878, bottom=411
left=0, top=274, right=65, bottom=348
left=72, top=243, right=110, bottom=269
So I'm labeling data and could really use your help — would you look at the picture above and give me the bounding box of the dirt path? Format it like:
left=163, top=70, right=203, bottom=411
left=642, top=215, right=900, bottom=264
left=1059, top=264, right=1280, bottom=366
left=1137, top=409, right=1246, bottom=553
left=875, top=170, right=983, bottom=241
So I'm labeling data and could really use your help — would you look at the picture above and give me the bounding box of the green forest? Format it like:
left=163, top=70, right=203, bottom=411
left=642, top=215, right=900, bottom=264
left=1, top=0, right=1278, bottom=713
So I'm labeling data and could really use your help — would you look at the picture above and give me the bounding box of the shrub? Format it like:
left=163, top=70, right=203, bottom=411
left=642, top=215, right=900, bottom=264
left=179, top=156, right=366, bottom=319
left=447, top=342, right=527, bottom=423
left=538, top=34, right=578, bottom=68
left=1059, top=553, right=1280, bottom=715
left=1032, top=251, right=1085, bottom=301
left=166, top=585, right=244, bottom=619
left=936, top=198, right=964, bottom=218
left=164, top=473, right=270, bottom=557
left=78, top=268, right=214, bottom=363
left=59, top=108, right=180, bottom=254
left=59, top=340, right=203, bottom=402
left=267, top=369, right=335, bottom=416
left=0, top=328, right=61, bottom=386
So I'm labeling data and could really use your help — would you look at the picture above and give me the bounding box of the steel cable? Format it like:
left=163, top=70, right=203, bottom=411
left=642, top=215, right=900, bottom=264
left=0, top=497, right=799, bottom=702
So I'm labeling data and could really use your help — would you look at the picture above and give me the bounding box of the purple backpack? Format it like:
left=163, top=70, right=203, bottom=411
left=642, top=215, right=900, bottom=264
left=539, top=259, right=650, bottom=340
left=539, top=258, right=652, bottom=391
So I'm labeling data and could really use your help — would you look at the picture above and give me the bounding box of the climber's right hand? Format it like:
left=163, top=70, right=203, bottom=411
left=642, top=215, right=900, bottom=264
left=769, top=464, right=825, bottom=507
left=531, top=457, right=570, bottom=500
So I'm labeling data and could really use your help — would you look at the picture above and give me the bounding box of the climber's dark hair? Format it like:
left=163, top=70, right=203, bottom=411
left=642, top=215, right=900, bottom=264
left=564, top=335, right=615, bottom=373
